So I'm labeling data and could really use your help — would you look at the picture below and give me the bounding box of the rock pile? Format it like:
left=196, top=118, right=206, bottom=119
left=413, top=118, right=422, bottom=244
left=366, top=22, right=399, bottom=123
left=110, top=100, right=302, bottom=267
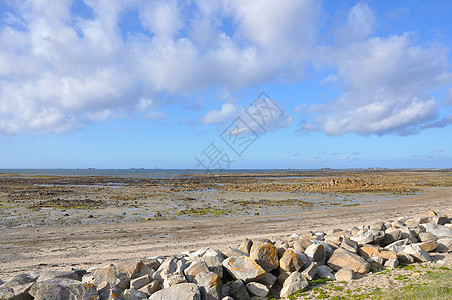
left=1, top=210, right=451, bottom=300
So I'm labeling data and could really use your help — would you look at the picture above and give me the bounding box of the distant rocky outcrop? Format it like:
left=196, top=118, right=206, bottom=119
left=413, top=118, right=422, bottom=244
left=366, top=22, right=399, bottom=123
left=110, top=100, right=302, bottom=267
left=0, top=210, right=451, bottom=299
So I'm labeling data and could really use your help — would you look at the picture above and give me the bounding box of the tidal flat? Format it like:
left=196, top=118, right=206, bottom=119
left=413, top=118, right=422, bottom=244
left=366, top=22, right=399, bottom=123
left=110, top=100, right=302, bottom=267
left=1, top=169, right=451, bottom=228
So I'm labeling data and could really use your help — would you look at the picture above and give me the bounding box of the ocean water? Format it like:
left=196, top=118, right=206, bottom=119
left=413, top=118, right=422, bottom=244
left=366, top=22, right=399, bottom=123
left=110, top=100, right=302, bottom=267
left=0, top=168, right=306, bottom=178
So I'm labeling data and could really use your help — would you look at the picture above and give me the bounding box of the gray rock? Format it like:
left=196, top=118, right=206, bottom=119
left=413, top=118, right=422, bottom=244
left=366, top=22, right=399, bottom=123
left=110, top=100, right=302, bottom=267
left=154, top=257, right=187, bottom=284
left=279, top=249, right=303, bottom=273
left=293, top=239, right=313, bottom=253
left=37, top=270, right=84, bottom=282
left=184, top=260, right=210, bottom=283
left=163, top=274, right=187, bottom=288
left=367, top=256, right=383, bottom=271
left=238, top=238, right=253, bottom=255
left=203, top=250, right=225, bottom=278
left=402, top=244, right=431, bottom=262
left=121, top=288, right=148, bottom=300
left=418, top=232, right=437, bottom=242
left=148, top=283, right=201, bottom=300
left=305, top=243, right=326, bottom=265
left=327, top=248, right=370, bottom=274
left=91, top=261, right=143, bottom=291
left=370, top=222, right=386, bottom=231
left=222, top=297, right=234, bottom=300
left=435, top=238, right=452, bottom=253
left=419, top=241, right=438, bottom=252
left=229, top=280, right=249, bottom=300
left=421, top=223, right=452, bottom=238
left=137, top=280, right=160, bottom=297
left=0, top=273, right=37, bottom=300
left=384, top=259, right=399, bottom=269
left=194, top=271, right=222, bottom=300
left=279, top=272, right=308, bottom=298
left=335, top=268, right=353, bottom=282
left=0, top=287, right=14, bottom=300
left=249, top=242, right=279, bottom=272
left=29, top=278, right=98, bottom=300
left=399, top=227, right=418, bottom=243
left=257, top=272, right=277, bottom=289
left=397, top=253, right=415, bottom=265
left=380, top=229, right=402, bottom=246
left=221, top=248, right=248, bottom=258
left=130, top=274, right=151, bottom=290
left=301, top=262, right=318, bottom=281
left=341, top=238, right=358, bottom=253
left=188, top=247, right=210, bottom=260
left=246, top=282, right=269, bottom=298
left=316, top=265, right=335, bottom=280
left=384, top=239, right=411, bottom=253
left=351, top=229, right=385, bottom=244
left=222, top=256, right=265, bottom=283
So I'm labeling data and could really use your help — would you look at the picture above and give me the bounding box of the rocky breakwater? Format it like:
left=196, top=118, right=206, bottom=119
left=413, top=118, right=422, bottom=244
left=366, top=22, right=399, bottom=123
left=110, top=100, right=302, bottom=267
left=1, top=210, right=451, bottom=300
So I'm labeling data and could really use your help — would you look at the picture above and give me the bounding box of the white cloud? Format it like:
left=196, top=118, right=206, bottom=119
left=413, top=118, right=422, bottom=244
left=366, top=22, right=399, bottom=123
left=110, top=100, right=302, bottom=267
left=442, top=88, right=452, bottom=106
left=202, top=103, right=241, bottom=124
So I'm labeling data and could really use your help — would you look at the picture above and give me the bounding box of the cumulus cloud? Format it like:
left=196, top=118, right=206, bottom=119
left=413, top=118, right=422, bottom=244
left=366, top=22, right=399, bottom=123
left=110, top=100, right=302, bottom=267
left=202, top=103, right=241, bottom=125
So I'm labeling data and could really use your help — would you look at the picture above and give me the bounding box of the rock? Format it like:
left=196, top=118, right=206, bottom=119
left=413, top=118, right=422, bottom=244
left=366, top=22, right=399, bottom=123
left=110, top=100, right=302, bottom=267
left=316, top=265, right=335, bottom=280
left=137, top=280, right=160, bottom=296
left=258, top=272, right=277, bottom=289
left=402, top=244, right=431, bottom=262
left=194, top=271, right=222, bottom=300
left=350, top=227, right=360, bottom=236
left=37, top=270, right=84, bottom=282
left=399, top=227, right=418, bottom=243
left=305, top=243, right=326, bottom=265
left=325, top=231, right=350, bottom=245
left=99, top=286, right=122, bottom=300
left=421, top=223, right=452, bottom=238
left=0, top=273, right=37, bottom=300
left=427, top=209, right=438, bottom=216
left=221, top=248, right=248, bottom=258
left=384, top=239, right=411, bottom=253
left=397, top=253, right=415, bottom=265
left=92, top=261, right=143, bottom=291
left=367, top=256, right=383, bottom=271
left=435, top=238, right=452, bottom=253
left=222, top=256, right=266, bottom=282
left=188, top=247, right=210, bottom=260
left=418, top=232, right=437, bottom=242
left=249, top=242, right=279, bottom=272
left=301, top=262, right=318, bottom=280
left=379, top=250, right=397, bottom=261
left=419, top=241, right=438, bottom=252
left=222, top=297, right=234, bottom=300
left=341, top=238, right=358, bottom=253
left=351, top=230, right=385, bottom=244
left=279, top=249, right=303, bottom=273
left=121, top=288, right=148, bottom=300
left=293, top=239, right=313, bottom=253
left=163, top=274, right=187, bottom=288
left=335, top=268, right=353, bottom=282
left=328, top=248, right=370, bottom=274
left=130, top=274, right=151, bottom=290
left=384, top=259, right=399, bottom=269
left=279, top=272, right=309, bottom=298
left=370, top=222, right=386, bottom=231
left=239, top=238, right=253, bottom=254
left=358, top=245, right=381, bottom=259
left=203, top=250, right=225, bottom=278
left=29, top=278, right=98, bottom=300
left=143, top=259, right=162, bottom=271
left=154, top=257, right=187, bottom=284
left=380, top=229, right=402, bottom=246
left=229, top=280, right=249, bottom=300
left=246, top=282, right=269, bottom=298
left=184, top=260, right=210, bottom=282
left=148, top=283, right=201, bottom=300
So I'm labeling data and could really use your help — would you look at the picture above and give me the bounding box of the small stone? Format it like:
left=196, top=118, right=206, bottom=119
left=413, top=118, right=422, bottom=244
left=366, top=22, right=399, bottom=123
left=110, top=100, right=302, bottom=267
left=279, top=272, right=309, bottom=298
left=384, top=259, right=399, bottom=269
left=335, top=268, right=353, bottom=282
left=249, top=242, right=279, bottom=272
left=301, top=262, right=318, bottom=280
left=367, top=256, right=383, bottom=271
left=328, top=248, right=370, bottom=274
left=222, top=256, right=266, bottom=282
left=148, top=283, right=201, bottom=300
left=246, top=282, right=269, bottom=298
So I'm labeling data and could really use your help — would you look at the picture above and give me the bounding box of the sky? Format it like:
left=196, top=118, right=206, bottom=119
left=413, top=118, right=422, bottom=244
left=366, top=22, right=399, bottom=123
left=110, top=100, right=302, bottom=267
left=0, top=0, right=452, bottom=169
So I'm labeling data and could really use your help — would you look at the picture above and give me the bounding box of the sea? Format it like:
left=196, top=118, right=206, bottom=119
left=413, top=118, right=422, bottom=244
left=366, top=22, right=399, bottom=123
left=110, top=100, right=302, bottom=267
left=0, top=169, right=311, bottom=178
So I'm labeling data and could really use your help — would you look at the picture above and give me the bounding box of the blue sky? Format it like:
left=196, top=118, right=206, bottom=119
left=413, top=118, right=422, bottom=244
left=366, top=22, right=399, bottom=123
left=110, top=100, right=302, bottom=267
left=0, top=0, right=451, bottom=169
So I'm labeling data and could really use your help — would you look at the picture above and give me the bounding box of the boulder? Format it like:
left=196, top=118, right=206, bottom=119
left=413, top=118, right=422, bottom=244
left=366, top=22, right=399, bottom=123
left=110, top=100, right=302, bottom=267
left=258, top=273, right=277, bottom=289
left=238, top=238, right=253, bottom=255
left=203, top=250, right=225, bottom=278
left=316, top=265, right=335, bottom=280
left=154, top=257, right=187, bottom=284
left=380, top=230, right=402, bottom=246
left=279, top=272, right=308, bottom=298
left=379, top=250, right=397, bottom=261
left=121, top=289, right=148, bottom=300
left=221, top=248, right=248, bottom=258
left=37, top=270, right=84, bottom=282
left=184, top=260, right=210, bottom=282
left=222, top=256, right=266, bottom=282
left=397, top=253, right=415, bottom=265
left=130, top=274, right=151, bottom=290
left=194, top=271, right=221, bottom=300
left=305, top=243, right=326, bottom=265
left=402, top=244, right=431, bottom=262
left=246, top=282, right=269, bottom=298
left=249, top=242, right=279, bottom=272
left=367, top=256, right=383, bottom=271
left=384, top=239, right=411, bottom=253
left=229, top=280, right=249, bottom=300
left=188, top=247, right=210, bottom=260
left=301, top=262, right=318, bottom=281
left=358, top=245, right=381, bottom=259
left=384, top=259, right=399, bottom=269
left=335, top=268, right=353, bottom=282
left=341, top=238, right=358, bottom=253
left=419, top=241, right=438, bottom=252
left=327, top=248, right=370, bottom=274
left=148, top=283, right=201, bottom=300
left=435, top=238, right=452, bottom=253
left=421, top=223, right=452, bottom=238
left=399, top=227, right=418, bottom=243
left=137, top=280, right=160, bottom=297
left=351, top=230, right=384, bottom=244
left=163, top=274, right=187, bottom=288
left=293, top=239, right=313, bottom=253
left=92, top=261, right=143, bottom=291
left=418, top=232, right=437, bottom=242
left=29, top=278, right=98, bottom=300
left=0, top=273, right=37, bottom=300
left=279, top=249, right=303, bottom=273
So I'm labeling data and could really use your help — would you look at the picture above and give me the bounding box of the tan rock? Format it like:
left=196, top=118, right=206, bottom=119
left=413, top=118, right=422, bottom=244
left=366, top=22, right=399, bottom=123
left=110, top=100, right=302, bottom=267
left=335, top=268, right=353, bottom=282
left=279, top=249, right=303, bottom=273
left=222, top=256, right=266, bottom=283
left=328, top=248, right=370, bottom=274
left=419, top=241, right=438, bottom=252
left=249, top=242, right=279, bottom=272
